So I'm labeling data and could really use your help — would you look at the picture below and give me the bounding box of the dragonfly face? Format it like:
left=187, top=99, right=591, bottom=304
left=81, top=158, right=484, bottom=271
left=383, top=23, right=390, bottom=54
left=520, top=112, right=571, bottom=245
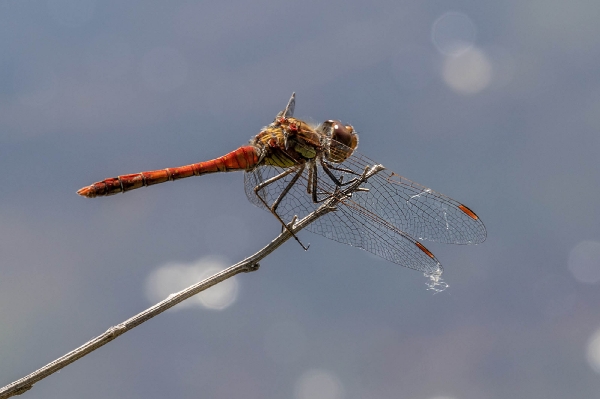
left=319, top=119, right=359, bottom=163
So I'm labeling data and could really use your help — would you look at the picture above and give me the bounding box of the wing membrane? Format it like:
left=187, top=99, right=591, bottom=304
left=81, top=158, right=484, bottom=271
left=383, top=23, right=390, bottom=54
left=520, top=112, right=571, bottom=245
left=244, top=161, right=440, bottom=275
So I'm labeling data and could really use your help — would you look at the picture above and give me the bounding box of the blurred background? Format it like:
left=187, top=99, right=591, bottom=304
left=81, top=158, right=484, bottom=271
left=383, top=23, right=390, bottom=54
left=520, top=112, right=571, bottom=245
left=1, top=1, right=599, bottom=398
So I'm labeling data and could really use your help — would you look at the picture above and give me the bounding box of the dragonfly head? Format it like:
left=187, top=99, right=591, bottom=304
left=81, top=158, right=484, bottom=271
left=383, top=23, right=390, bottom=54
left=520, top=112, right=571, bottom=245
left=321, top=120, right=359, bottom=163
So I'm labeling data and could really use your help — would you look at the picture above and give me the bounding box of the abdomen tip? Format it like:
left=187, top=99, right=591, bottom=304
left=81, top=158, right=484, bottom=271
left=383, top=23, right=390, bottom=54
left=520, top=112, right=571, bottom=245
left=77, top=186, right=95, bottom=198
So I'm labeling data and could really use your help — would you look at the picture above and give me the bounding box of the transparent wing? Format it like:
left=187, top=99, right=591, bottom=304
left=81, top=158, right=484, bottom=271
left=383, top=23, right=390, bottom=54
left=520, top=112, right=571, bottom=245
left=283, top=93, right=295, bottom=117
left=340, top=153, right=487, bottom=245
left=244, top=161, right=443, bottom=275
left=273, top=93, right=296, bottom=120
left=244, top=136, right=486, bottom=275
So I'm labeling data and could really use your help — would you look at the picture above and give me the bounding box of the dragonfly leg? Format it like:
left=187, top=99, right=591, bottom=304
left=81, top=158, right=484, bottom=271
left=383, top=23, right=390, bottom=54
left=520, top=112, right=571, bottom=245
left=306, top=161, right=314, bottom=195
left=303, top=158, right=355, bottom=204
left=307, top=159, right=328, bottom=199
left=320, top=159, right=343, bottom=186
left=311, top=160, right=371, bottom=204
left=309, top=161, right=340, bottom=204
left=306, top=161, right=319, bottom=203
left=320, top=159, right=360, bottom=187
left=322, top=161, right=361, bottom=177
left=254, top=167, right=297, bottom=193
left=253, top=165, right=310, bottom=250
left=271, top=164, right=305, bottom=212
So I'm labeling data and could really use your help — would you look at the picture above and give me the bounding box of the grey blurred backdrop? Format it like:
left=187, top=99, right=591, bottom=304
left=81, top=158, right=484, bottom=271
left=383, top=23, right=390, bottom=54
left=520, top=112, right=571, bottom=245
left=1, top=1, right=600, bottom=398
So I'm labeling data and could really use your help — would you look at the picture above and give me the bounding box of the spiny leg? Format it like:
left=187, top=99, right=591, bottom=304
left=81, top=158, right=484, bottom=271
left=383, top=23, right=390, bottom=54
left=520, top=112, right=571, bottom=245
left=320, top=159, right=343, bottom=186
left=308, top=161, right=344, bottom=204
left=309, top=158, right=368, bottom=204
left=271, top=164, right=305, bottom=212
left=322, top=160, right=361, bottom=176
left=310, top=161, right=319, bottom=203
left=254, top=167, right=297, bottom=193
left=320, top=159, right=359, bottom=186
left=303, top=160, right=334, bottom=204
left=253, top=164, right=309, bottom=250
left=303, top=159, right=318, bottom=202
left=304, top=158, right=350, bottom=204
left=306, top=161, right=314, bottom=196
left=254, top=166, right=297, bottom=233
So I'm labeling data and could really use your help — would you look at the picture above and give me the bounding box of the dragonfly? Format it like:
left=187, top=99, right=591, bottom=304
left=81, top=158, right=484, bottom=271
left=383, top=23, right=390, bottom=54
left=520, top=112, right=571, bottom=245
left=78, top=93, right=486, bottom=284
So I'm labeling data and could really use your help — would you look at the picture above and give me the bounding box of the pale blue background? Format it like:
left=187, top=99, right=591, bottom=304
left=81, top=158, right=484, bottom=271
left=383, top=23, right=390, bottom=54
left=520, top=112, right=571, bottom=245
left=1, top=1, right=600, bottom=398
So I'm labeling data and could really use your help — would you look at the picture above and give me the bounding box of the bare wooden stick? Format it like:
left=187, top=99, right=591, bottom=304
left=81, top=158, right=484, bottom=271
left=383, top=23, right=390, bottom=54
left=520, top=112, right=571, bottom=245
left=0, top=164, right=384, bottom=399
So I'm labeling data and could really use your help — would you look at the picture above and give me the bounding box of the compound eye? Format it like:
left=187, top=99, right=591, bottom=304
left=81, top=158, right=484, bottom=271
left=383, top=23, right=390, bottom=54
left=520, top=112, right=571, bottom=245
left=327, top=120, right=353, bottom=147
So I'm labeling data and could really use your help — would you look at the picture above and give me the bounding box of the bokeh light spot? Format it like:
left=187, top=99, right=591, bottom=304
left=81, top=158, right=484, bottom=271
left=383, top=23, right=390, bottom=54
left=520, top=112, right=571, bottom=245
left=431, top=12, right=476, bottom=56
left=442, top=47, right=492, bottom=94
left=294, top=369, right=343, bottom=399
left=568, top=240, right=600, bottom=284
left=144, top=257, right=238, bottom=311
left=587, top=327, right=600, bottom=373
left=140, top=47, right=188, bottom=93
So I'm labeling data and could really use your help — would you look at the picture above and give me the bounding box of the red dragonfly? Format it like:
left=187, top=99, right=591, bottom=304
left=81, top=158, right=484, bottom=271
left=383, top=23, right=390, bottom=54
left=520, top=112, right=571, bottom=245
left=78, top=93, right=486, bottom=282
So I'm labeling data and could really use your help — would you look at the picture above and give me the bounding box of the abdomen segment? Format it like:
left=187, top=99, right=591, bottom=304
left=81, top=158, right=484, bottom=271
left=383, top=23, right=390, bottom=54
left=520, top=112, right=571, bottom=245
left=77, top=146, right=259, bottom=198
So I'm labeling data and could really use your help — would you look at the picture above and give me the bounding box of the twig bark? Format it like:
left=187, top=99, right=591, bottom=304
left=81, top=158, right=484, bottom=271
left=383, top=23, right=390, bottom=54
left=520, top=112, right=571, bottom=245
left=0, top=164, right=384, bottom=399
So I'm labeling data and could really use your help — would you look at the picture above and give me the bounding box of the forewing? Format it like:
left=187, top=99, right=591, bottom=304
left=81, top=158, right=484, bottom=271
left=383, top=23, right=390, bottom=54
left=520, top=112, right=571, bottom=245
left=322, top=149, right=487, bottom=244
left=284, top=93, right=296, bottom=117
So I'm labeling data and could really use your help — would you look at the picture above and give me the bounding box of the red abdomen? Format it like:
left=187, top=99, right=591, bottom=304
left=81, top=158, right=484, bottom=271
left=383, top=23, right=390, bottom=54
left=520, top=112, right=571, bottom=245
left=77, top=146, right=259, bottom=198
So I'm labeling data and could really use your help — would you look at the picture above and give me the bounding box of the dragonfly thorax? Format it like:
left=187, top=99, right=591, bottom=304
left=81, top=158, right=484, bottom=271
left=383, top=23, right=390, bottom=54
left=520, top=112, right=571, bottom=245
left=251, top=117, right=323, bottom=168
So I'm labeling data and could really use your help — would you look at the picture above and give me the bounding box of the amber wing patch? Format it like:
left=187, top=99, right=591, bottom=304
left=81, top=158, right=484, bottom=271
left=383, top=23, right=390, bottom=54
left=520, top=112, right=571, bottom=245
left=458, top=204, right=479, bottom=220
left=415, top=242, right=435, bottom=259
